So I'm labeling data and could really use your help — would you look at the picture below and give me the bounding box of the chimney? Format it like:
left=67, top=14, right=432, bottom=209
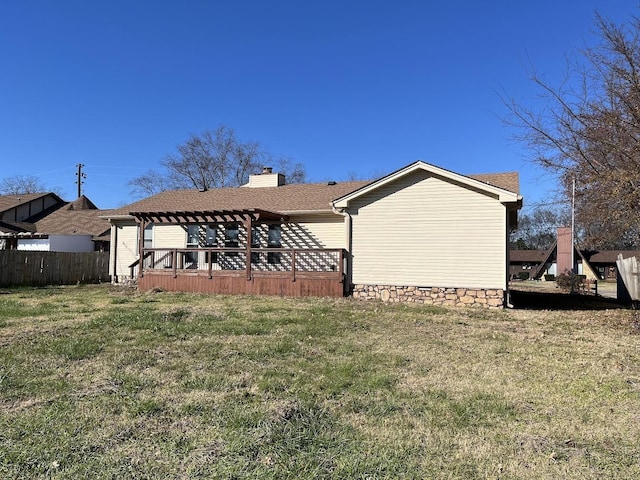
left=245, top=167, right=286, bottom=188
left=556, top=227, right=573, bottom=275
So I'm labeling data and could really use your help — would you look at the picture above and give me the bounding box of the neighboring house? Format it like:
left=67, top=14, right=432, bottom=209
left=582, top=250, right=640, bottom=280
left=527, top=228, right=598, bottom=281
left=0, top=192, right=64, bottom=222
left=509, top=249, right=548, bottom=280
left=509, top=227, right=640, bottom=281
left=510, top=247, right=634, bottom=282
left=103, top=161, right=522, bottom=307
left=0, top=192, right=65, bottom=249
left=0, top=194, right=111, bottom=252
left=531, top=244, right=599, bottom=281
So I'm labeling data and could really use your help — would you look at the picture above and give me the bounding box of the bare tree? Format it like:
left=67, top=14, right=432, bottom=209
left=504, top=14, right=640, bottom=249
left=129, top=125, right=306, bottom=198
left=0, top=175, right=47, bottom=195
left=127, top=169, right=175, bottom=198
left=510, top=206, right=571, bottom=250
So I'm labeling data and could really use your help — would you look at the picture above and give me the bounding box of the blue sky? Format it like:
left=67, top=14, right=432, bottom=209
left=0, top=1, right=637, bottom=209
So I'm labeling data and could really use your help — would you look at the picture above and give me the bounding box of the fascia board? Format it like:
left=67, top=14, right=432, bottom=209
left=98, top=214, right=135, bottom=222
left=333, top=161, right=520, bottom=208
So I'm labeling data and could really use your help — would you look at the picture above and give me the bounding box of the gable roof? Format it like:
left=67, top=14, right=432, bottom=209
left=35, top=208, right=111, bottom=236
left=65, top=195, right=99, bottom=211
left=106, top=181, right=371, bottom=219
left=0, top=194, right=111, bottom=238
left=0, top=192, right=64, bottom=215
left=468, top=172, right=520, bottom=195
left=510, top=249, right=548, bottom=263
left=104, top=161, right=522, bottom=222
left=332, top=161, right=522, bottom=208
left=0, top=220, right=37, bottom=234
left=581, top=250, right=640, bottom=264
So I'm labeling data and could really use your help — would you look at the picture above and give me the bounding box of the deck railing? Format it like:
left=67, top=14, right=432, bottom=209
left=134, top=247, right=344, bottom=281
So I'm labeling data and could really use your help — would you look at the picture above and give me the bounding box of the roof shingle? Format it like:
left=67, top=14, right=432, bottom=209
left=35, top=209, right=111, bottom=236
left=109, top=169, right=520, bottom=217
left=0, top=192, right=59, bottom=214
left=111, top=181, right=371, bottom=216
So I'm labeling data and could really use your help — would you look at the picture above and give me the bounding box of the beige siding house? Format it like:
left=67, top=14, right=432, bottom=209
left=333, top=162, right=521, bottom=306
left=104, top=161, right=521, bottom=307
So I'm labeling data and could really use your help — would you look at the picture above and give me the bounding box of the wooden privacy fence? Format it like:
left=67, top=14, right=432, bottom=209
left=616, top=254, right=639, bottom=304
left=0, top=251, right=110, bottom=287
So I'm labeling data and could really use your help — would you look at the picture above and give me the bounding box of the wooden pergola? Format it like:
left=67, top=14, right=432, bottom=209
left=130, top=208, right=290, bottom=282
left=128, top=207, right=344, bottom=297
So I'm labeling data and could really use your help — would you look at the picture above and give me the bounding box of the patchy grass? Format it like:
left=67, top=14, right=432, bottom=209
left=0, top=284, right=639, bottom=478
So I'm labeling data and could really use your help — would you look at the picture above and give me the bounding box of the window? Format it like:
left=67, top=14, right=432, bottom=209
left=225, top=223, right=239, bottom=256
left=251, top=226, right=261, bottom=264
left=186, top=225, right=199, bottom=247
left=267, top=224, right=281, bottom=264
left=205, top=225, right=216, bottom=247
left=143, top=223, right=153, bottom=249
left=205, top=225, right=217, bottom=263
left=185, top=225, right=199, bottom=266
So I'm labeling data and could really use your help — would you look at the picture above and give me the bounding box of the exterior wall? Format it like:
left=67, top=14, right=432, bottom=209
left=284, top=214, right=345, bottom=249
left=16, top=204, right=31, bottom=222
left=592, top=264, right=617, bottom=280
left=110, top=222, right=139, bottom=280
left=347, top=170, right=508, bottom=291
left=43, top=195, right=59, bottom=210
left=17, top=239, right=50, bottom=251
left=153, top=224, right=185, bottom=248
left=48, top=235, right=94, bottom=252
left=352, top=284, right=504, bottom=308
left=510, top=263, right=537, bottom=280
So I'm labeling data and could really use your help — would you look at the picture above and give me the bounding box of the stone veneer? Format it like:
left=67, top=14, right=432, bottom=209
left=351, top=284, right=504, bottom=308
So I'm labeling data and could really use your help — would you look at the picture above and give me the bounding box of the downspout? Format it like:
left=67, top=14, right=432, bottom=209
left=505, top=208, right=513, bottom=308
left=111, top=223, right=118, bottom=283
left=505, top=202, right=522, bottom=309
left=332, top=204, right=352, bottom=295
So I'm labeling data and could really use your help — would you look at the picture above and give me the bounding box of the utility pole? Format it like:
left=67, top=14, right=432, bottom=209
left=76, top=163, right=86, bottom=198
left=570, top=177, right=576, bottom=294
left=571, top=177, right=575, bottom=274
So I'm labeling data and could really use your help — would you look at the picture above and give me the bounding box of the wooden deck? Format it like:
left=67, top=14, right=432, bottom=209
left=134, top=247, right=346, bottom=297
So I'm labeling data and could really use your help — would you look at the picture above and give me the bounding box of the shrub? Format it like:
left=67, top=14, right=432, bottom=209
left=556, top=273, right=586, bottom=292
left=544, top=274, right=555, bottom=281
left=516, top=272, right=530, bottom=281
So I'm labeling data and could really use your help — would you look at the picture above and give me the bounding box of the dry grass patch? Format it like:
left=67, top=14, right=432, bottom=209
left=0, top=285, right=639, bottom=478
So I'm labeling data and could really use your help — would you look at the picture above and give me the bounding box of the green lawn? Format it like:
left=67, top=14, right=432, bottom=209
left=1, top=285, right=639, bottom=479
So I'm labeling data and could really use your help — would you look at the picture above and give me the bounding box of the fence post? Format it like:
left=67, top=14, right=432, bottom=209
left=291, top=249, right=296, bottom=282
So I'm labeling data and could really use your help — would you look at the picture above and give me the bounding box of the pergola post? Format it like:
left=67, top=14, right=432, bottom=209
left=244, top=217, right=252, bottom=281
left=137, top=219, right=146, bottom=278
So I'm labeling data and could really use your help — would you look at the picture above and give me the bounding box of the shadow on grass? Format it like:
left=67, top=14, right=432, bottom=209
left=510, top=289, right=624, bottom=310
